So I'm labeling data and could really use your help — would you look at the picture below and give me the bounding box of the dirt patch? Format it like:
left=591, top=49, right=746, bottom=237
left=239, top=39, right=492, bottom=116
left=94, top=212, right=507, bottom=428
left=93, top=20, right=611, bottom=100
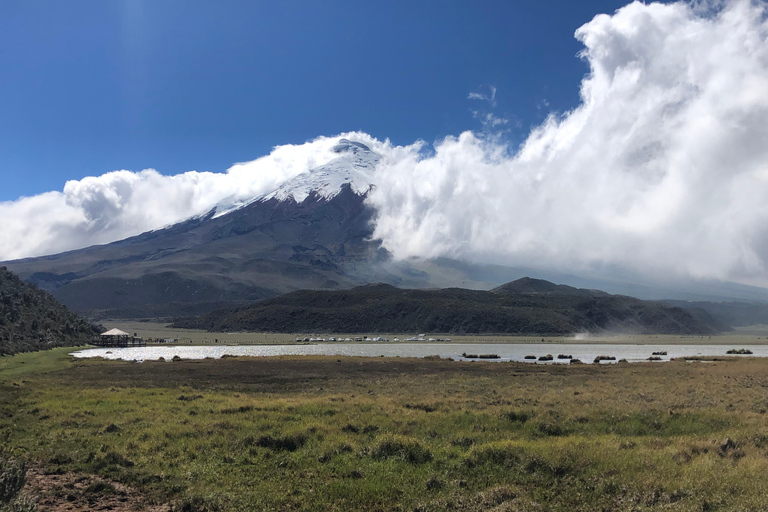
left=24, top=467, right=170, bottom=512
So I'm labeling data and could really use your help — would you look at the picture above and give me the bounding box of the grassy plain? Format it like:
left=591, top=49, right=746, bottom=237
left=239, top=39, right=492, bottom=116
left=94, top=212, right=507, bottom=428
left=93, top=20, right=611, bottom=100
left=3, top=349, right=768, bottom=511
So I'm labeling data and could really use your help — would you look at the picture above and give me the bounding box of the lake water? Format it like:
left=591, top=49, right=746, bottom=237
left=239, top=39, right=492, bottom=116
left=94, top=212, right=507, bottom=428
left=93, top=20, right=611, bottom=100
left=70, top=343, right=768, bottom=364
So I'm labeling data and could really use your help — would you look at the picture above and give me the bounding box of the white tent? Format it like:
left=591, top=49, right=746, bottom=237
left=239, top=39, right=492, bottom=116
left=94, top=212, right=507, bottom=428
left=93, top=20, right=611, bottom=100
left=100, top=328, right=130, bottom=337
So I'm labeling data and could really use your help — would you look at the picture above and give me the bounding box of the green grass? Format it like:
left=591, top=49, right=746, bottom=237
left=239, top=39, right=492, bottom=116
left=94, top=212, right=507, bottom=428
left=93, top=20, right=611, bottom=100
left=0, top=346, right=82, bottom=379
left=3, top=353, right=768, bottom=510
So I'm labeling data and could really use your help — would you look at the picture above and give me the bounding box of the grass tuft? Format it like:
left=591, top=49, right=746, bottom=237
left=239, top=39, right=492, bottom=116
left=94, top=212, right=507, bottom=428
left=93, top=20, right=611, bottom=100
left=372, top=435, right=433, bottom=464
left=254, top=433, right=307, bottom=452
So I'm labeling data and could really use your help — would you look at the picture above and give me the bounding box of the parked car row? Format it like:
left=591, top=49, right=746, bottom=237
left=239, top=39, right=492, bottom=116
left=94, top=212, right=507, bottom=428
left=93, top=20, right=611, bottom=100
left=294, top=335, right=452, bottom=343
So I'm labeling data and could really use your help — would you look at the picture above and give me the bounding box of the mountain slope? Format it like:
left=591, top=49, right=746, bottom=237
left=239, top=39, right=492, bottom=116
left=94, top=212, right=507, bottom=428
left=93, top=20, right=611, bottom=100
left=0, top=267, right=99, bottom=355
left=2, top=140, right=396, bottom=319
left=1, top=139, right=538, bottom=319
left=662, top=300, right=768, bottom=328
left=6, top=185, right=382, bottom=318
left=3, top=137, right=766, bottom=320
left=173, top=278, right=723, bottom=335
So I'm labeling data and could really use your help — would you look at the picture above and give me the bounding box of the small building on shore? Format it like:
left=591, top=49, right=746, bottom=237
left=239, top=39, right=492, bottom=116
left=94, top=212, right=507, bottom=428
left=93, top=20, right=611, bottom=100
left=95, top=328, right=146, bottom=347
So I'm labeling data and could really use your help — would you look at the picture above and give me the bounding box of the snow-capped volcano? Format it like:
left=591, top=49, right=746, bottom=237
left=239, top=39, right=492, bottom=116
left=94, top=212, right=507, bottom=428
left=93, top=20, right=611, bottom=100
left=212, top=138, right=379, bottom=218
left=263, top=139, right=379, bottom=202
left=6, top=138, right=390, bottom=318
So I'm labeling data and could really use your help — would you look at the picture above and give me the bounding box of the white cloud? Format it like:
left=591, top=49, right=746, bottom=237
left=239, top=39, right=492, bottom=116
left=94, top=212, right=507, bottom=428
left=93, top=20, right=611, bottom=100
left=3, top=0, right=768, bottom=291
left=369, top=0, right=768, bottom=288
left=471, top=111, right=509, bottom=128
left=0, top=132, right=386, bottom=260
left=468, top=85, right=498, bottom=107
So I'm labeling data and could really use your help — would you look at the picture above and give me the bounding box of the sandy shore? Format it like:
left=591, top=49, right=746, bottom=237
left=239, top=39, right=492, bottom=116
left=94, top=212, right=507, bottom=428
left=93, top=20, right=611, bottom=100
left=101, top=321, right=768, bottom=346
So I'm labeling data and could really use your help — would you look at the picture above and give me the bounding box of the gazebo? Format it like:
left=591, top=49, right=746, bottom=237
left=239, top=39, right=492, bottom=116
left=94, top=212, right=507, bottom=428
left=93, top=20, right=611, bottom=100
left=96, top=328, right=144, bottom=347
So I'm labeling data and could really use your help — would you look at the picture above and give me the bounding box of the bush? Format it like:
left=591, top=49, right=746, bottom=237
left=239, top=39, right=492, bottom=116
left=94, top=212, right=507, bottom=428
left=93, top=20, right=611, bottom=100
left=254, top=433, right=307, bottom=452
left=372, top=435, right=433, bottom=464
left=501, top=410, right=529, bottom=423
left=465, top=441, right=525, bottom=468
left=3, top=493, right=38, bottom=512
left=0, top=455, right=26, bottom=504
left=175, top=494, right=223, bottom=512
left=535, top=422, right=567, bottom=437
left=84, top=481, right=116, bottom=497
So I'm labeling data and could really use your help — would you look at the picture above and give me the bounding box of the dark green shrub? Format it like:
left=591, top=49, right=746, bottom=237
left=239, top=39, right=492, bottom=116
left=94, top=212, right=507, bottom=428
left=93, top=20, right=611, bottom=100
left=372, top=435, right=433, bottom=464
left=535, top=422, right=567, bottom=437
left=255, top=434, right=307, bottom=452
left=175, top=494, right=222, bottom=512
left=0, top=455, right=26, bottom=504
left=501, top=411, right=529, bottom=423
left=84, top=481, right=116, bottom=497
left=465, top=441, right=524, bottom=468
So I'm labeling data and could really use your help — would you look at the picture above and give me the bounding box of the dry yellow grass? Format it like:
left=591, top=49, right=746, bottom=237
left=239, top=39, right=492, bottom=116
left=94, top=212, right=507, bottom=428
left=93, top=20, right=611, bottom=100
left=3, top=351, right=768, bottom=510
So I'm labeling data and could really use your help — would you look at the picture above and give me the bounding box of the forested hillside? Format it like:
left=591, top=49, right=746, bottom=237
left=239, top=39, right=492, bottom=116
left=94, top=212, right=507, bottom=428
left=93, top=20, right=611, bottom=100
left=174, top=279, right=724, bottom=335
left=0, top=267, right=99, bottom=356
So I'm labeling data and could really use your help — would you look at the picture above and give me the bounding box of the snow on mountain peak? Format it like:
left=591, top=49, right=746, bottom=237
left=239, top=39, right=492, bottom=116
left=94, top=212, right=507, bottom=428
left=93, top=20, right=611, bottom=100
left=332, top=138, right=374, bottom=156
left=261, top=138, right=379, bottom=203
left=210, top=139, right=379, bottom=218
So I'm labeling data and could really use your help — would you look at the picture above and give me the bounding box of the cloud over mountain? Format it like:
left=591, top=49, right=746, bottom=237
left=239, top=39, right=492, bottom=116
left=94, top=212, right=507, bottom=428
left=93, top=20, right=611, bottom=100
left=0, top=134, right=389, bottom=260
left=3, top=0, right=768, bottom=289
left=370, top=0, right=768, bottom=287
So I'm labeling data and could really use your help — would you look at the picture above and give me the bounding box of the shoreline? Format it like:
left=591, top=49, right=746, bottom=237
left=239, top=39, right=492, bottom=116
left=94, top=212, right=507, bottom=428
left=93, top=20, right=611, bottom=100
left=100, top=320, right=768, bottom=346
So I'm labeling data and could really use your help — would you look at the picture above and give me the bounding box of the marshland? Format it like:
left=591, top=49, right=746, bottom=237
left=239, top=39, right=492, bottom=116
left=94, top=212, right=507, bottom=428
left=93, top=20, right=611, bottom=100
left=4, top=347, right=768, bottom=511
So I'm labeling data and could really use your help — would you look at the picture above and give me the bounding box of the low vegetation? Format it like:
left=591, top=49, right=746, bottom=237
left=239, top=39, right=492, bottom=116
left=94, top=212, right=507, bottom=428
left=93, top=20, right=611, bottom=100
left=173, top=278, right=723, bottom=335
left=0, top=267, right=99, bottom=356
left=0, top=453, right=36, bottom=512
left=3, top=349, right=768, bottom=510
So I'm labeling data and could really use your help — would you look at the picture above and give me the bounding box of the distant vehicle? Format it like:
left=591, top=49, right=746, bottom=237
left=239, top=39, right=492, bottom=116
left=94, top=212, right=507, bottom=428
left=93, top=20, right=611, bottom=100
left=393, top=338, right=400, bottom=342
left=329, top=337, right=336, bottom=341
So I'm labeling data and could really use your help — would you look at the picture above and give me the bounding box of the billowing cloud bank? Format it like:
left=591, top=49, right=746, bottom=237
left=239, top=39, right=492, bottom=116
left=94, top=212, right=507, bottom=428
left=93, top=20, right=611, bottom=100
left=370, top=0, right=768, bottom=286
left=0, top=133, right=390, bottom=260
left=3, top=0, right=768, bottom=288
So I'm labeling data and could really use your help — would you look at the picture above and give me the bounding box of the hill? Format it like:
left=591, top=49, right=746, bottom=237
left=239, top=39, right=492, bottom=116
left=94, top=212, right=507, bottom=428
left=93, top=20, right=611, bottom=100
left=491, top=277, right=609, bottom=297
left=662, top=299, right=768, bottom=328
left=173, top=278, right=724, bottom=335
left=0, top=266, right=99, bottom=355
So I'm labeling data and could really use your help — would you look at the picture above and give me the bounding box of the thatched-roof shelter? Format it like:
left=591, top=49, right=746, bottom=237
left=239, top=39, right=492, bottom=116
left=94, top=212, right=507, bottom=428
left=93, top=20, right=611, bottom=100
left=101, top=328, right=129, bottom=337
left=96, top=328, right=144, bottom=347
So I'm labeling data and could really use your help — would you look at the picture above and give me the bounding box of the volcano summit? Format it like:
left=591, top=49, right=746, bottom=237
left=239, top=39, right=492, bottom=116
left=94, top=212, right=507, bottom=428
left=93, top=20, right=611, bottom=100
left=2, top=140, right=397, bottom=318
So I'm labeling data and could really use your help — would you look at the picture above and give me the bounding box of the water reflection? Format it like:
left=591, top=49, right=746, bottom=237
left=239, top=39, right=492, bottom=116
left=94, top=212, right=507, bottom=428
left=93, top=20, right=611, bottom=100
left=71, top=343, right=768, bottom=364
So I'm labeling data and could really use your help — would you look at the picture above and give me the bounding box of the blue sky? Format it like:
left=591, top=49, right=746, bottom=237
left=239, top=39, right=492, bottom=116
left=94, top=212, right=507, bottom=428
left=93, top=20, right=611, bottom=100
left=3, top=0, right=768, bottom=290
left=0, top=0, right=632, bottom=202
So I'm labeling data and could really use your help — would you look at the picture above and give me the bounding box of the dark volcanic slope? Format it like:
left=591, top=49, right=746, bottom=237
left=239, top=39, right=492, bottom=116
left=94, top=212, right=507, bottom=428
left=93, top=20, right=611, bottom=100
left=662, top=300, right=768, bottom=328
left=174, top=278, right=723, bottom=335
left=0, top=267, right=99, bottom=355
left=3, top=186, right=388, bottom=319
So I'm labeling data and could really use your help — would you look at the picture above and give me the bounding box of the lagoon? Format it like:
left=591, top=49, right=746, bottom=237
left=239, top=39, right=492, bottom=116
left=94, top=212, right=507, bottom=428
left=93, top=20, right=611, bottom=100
left=71, top=342, right=768, bottom=364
